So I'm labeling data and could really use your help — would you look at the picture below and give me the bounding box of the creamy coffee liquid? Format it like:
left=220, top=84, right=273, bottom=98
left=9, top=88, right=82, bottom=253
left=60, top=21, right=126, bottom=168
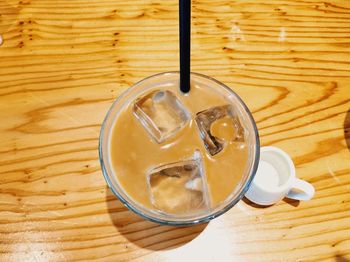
left=110, top=82, right=249, bottom=211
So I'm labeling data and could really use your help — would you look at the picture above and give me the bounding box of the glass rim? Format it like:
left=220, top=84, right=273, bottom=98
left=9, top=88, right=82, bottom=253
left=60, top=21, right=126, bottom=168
left=99, top=71, right=260, bottom=226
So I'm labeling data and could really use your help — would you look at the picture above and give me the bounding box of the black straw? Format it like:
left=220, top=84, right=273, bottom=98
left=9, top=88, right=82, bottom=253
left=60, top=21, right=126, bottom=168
left=179, top=0, right=191, bottom=93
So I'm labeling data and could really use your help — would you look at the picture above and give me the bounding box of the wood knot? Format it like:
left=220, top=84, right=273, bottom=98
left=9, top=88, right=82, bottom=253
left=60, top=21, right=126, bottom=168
left=330, top=81, right=338, bottom=89
left=223, top=47, right=234, bottom=52
left=24, top=169, right=32, bottom=174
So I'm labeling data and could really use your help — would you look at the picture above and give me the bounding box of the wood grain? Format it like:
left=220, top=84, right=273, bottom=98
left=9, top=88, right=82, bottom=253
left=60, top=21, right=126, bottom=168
left=1, top=0, right=350, bottom=261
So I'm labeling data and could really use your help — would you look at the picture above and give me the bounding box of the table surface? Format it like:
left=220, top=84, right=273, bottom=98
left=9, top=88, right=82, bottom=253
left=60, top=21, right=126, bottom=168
left=1, top=0, right=350, bottom=261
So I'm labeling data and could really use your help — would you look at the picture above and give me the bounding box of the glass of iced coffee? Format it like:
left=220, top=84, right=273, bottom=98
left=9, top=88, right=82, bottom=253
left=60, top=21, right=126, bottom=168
left=99, top=72, right=260, bottom=226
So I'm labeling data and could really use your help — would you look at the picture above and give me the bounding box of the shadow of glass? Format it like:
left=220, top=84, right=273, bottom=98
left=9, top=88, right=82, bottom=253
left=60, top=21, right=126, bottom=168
left=344, top=108, right=350, bottom=152
left=105, top=187, right=208, bottom=251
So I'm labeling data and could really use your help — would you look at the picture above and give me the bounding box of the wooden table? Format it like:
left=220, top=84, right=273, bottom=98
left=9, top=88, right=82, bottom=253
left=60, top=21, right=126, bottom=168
left=1, top=0, right=350, bottom=261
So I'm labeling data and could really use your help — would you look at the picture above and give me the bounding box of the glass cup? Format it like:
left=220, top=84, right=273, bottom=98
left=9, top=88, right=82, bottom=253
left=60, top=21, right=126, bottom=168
left=99, top=72, right=260, bottom=226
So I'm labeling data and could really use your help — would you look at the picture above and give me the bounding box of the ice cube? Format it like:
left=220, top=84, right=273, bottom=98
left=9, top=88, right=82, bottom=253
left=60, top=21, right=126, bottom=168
left=146, top=151, right=210, bottom=215
left=195, top=105, right=245, bottom=156
left=133, top=90, right=190, bottom=143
